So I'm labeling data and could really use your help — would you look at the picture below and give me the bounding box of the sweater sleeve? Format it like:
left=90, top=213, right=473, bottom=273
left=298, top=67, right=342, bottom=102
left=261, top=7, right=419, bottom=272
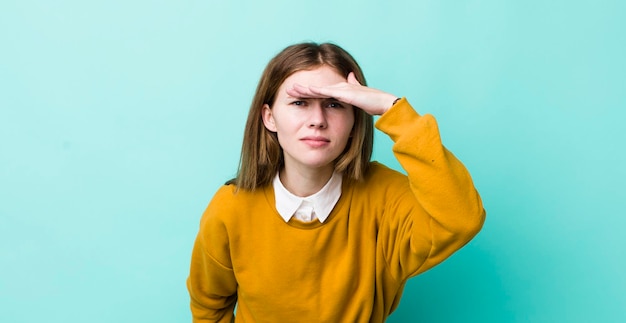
left=187, top=187, right=238, bottom=323
left=374, top=98, right=486, bottom=281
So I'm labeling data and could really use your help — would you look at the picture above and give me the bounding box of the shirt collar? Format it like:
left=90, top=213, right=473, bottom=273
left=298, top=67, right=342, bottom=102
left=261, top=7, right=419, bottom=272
left=272, top=171, right=342, bottom=223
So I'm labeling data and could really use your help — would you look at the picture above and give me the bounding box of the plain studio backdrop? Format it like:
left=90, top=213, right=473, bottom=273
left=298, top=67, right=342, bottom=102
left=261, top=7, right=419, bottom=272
left=1, top=1, right=624, bottom=322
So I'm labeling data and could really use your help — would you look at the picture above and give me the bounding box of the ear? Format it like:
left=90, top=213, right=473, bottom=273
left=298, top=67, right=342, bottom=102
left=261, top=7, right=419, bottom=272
left=262, top=104, right=277, bottom=132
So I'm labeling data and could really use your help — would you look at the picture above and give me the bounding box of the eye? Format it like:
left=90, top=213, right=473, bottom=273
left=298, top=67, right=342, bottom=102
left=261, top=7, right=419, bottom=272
left=291, top=100, right=306, bottom=106
left=327, top=101, right=344, bottom=109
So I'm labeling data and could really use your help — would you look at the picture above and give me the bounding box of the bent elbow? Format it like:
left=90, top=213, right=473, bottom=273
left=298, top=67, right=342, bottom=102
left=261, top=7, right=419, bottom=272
left=461, top=207, right=486, bottom=242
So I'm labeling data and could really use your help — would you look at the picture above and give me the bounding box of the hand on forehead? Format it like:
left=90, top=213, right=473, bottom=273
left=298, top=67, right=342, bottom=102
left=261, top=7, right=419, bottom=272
left=287, top=71, right=397, bottom=116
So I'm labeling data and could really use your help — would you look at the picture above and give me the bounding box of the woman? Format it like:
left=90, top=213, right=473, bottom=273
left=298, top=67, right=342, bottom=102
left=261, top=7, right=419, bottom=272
left=187, top=42, right=485, bottom=322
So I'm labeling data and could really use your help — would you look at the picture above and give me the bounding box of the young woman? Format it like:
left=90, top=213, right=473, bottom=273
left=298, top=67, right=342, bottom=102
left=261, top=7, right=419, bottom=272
left=187, top=42, right=485, bottom=322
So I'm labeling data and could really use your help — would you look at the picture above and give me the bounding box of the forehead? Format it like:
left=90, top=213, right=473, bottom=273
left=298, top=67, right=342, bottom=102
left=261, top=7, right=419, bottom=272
left=279, top=66, right=345, bottom=91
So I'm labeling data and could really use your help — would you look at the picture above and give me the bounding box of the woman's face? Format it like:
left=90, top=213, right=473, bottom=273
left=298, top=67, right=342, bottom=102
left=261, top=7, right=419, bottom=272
left=262, top=65, right=355, bottom=174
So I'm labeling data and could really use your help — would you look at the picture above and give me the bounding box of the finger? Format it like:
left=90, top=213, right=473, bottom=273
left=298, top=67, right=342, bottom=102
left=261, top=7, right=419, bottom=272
left=309, top=85, right=359, bottom=106
left=299, top=84, right=333, bottom=98
left=307, top=85, right=334, bottom=97
left=287, top=84, right=315, bottom=98
left=287, top=84, right=331, bottom=99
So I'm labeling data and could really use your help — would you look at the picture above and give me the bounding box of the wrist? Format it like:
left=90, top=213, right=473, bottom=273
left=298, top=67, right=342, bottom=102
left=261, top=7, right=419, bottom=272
left=379, top=95, right=401, bottom=115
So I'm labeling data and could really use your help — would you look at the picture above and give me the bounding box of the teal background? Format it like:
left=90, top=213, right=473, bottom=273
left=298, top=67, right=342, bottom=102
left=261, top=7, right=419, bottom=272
left=1, top=0, right=624, bottom=322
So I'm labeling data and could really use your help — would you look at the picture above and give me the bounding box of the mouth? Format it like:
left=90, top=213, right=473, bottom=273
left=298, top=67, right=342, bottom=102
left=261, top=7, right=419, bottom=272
left=300, top=136, right=330, bottom=147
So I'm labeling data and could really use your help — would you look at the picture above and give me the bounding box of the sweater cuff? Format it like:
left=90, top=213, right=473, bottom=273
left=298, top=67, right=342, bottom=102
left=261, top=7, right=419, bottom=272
left=375, top=97, right=422, bottom=141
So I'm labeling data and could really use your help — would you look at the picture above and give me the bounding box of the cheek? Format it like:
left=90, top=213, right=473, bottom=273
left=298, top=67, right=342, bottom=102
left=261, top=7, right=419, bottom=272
left=340, top=111, right=356, bottom=135
left=273, top=117, right=300, bottom=135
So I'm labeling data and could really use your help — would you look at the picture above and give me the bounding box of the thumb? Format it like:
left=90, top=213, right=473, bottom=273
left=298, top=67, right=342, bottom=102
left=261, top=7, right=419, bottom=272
left=347, top=72, right=361, bottom=85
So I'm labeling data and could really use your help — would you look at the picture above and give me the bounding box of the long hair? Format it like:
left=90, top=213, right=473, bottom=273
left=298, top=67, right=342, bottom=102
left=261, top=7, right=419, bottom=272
left=230, top=42, right=374, bottom=190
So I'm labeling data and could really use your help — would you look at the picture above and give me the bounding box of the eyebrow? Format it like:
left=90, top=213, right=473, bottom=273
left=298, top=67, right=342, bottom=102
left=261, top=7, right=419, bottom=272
left=284, top=96, right=341, bottom=101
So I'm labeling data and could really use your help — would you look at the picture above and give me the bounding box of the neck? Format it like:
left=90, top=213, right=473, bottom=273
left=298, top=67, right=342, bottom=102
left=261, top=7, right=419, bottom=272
left=279, top=164, right=334, bottom=197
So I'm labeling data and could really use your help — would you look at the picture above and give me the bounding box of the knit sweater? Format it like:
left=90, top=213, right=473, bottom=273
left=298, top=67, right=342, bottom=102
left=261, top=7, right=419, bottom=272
left=187, top=98, right=486, bottom=322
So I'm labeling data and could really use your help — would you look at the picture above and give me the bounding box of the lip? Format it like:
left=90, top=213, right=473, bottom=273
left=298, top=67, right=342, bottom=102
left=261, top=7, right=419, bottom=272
left=300, top=136, right=330, bottom=148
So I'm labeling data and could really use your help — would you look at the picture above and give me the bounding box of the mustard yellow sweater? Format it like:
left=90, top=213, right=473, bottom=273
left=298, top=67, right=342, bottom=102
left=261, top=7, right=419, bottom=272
left=187, top=99, right=486, bottom=322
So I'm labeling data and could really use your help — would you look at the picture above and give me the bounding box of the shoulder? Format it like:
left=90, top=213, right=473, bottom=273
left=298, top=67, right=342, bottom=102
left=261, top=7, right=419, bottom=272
left=350, top=162, right=411, bottom=197
left=365, top=162, right=408, bottom=185
left=201, top=184, right=268, bottom=225
left=211, top=183, right=266, bottom=203
left=345, top=162, right=417, bottom=219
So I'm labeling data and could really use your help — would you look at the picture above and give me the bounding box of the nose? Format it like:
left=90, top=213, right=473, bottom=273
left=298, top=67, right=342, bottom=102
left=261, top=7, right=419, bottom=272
left=308, top=102, right=327, bottom=129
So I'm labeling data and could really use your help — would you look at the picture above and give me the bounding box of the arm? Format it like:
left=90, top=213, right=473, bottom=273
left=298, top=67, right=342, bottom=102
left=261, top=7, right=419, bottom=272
left=187, top=189, right=238, bottom=322
left=375, top=98, right=485, bottom=278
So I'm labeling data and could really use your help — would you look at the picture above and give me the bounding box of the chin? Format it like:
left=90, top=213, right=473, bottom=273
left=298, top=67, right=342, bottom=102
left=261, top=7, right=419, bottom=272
left=301, top=159, right=336, bottom=170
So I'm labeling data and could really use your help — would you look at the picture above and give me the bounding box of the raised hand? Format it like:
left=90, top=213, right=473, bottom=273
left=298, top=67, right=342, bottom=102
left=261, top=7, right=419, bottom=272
left=285, top=72, right=399, bottom=116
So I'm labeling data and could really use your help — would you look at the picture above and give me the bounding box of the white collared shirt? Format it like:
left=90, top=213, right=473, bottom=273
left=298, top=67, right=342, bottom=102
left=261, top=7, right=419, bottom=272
left=272, top=171, right=342, bottom=223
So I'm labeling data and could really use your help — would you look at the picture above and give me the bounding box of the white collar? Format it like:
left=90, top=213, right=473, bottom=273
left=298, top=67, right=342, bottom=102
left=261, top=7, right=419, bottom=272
left=272, top=171, right=342, bottom=223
